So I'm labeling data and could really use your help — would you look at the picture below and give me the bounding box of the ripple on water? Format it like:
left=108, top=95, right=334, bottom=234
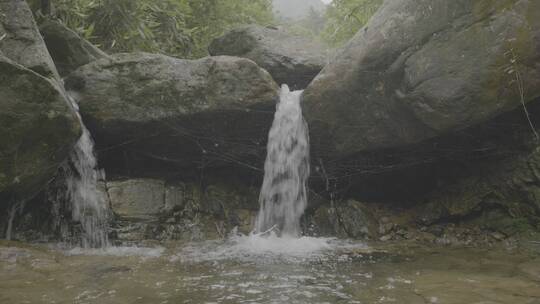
left=2, top=240, right=539, bottom=304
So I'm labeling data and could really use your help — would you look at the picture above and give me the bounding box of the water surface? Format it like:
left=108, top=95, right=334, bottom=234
left=1, top=238, right=539, bottom=304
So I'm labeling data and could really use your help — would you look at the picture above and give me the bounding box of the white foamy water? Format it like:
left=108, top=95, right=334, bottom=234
left=255, top=85, right=310, bottom=237
left=174, top=231, right=368, bottom=264
left=65, top=95, right=111, bottom=248
left=174, top=84, right=361, bottom=264
left=65, top=246, right=165, bottom=258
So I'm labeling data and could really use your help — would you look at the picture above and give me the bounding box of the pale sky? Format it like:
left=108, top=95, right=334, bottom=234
left=321, top=0, right=332, bottom=3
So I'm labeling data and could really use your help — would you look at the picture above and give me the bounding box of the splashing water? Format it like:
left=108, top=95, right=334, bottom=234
left=65, top=95, right=111, bottom=248
left=175, top=232, right=365, bottom=264
left=187, top=84, right=337, bottom=261
left=255, top=85, right=310, bottom=237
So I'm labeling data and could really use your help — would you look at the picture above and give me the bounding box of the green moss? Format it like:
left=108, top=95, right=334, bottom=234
left=0, top=58, right=80, bottom=201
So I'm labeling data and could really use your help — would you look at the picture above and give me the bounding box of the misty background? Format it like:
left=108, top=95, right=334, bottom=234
left=272, top=0, right=328, bottom=20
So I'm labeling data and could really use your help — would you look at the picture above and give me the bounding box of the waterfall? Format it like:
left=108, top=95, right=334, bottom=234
left=5, top=201, right=25, bottom=241
left=254, top=85, right=310, bottom=237
left=65, top=94, right=111, bottom=248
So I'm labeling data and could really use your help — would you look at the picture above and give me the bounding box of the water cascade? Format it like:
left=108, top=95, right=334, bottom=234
left=254, top=85, right=310, bottom=237
left=64, top=95, right=111, bottom=248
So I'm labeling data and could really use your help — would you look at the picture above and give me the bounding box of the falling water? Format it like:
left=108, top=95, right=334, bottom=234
left=5, top=201, right=25, bottom=241
left=65, top=95, right=110, bottom=248
left=254, top=85, right=310, bottom=237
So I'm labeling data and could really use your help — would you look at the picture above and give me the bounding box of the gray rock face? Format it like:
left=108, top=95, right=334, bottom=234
left=416, top=146, right=540, bottom=236
left=0, top=56, right=80, bottom=201
left=209, top=25, right=327, bottom=89
left=304, top=0, right=540, bottom=158
left=0, top=0, right=79, bottom=204
left=308, top=200, right=379, bottom=240
left=337, top=200, right=379, bottom=239
left=39, top=19, right=109, bottom=77
left=108, top=179, right=168, bottom=221
left=0, top=0, right=59, bottom=79
left=65, top=53, right=279, bottom=176
left=106, top=178, right=258, bottom=241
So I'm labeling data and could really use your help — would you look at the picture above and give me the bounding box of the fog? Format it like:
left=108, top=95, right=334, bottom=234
left=272, top=0, right=327, bottom=20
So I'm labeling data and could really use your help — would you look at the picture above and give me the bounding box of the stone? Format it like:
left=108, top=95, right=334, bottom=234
left=65, top=53, right=279, bottom=176
left=39, top=19, right=109, bottom=77
left=413, top=147, right=540, bottom=234
left=308, top=206, right=347, bottom=238
left=0, top=0, right=59, bottom=79
left=107, top=179, right=166, bottom=221
left=164, top=183, right=191, bottom=213
left=379, top=234, right=392, bottom=242
left=0, top=56, right=80, bottom=202
left=490, top=232, right=506, bottom=241
left=304, top=0, right=540, bottom=158
left=337, top=200, right=379, bottom=240
left=106, top=178, right=259, bottom=241
left=209, top=25, right=327, bottom=89
left=379, top=222, right=395, bottom=235
left=228, top=209, right=256, bottom=235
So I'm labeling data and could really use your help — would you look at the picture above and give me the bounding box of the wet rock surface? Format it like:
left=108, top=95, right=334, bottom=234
left=306, top=200, right=379, bottom=240
left=413, top=146, right=540, bottom=237
left=2, top=0, right=540, bottom=257
left=0, top=55, right=80, bottom=204
left=106, top=178, right=259, bottom=242
left=0, top=0, right=80, bottom=207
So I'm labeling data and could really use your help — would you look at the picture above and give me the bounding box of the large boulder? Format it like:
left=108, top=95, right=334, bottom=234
left=0, top=55, right=80, bottom=201
left=0, top=0, right=59, bottom=80
left=209, top=25, right=327, bottom=89
left=304, top=0, right=540, bottom=158
left=0, top=0, right=80, bottom=203
left=39, top=19, right=109, bottom=77
left=65, top=53, right=279, bottom=177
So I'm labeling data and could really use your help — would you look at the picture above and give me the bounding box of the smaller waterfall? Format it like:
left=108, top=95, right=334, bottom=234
left=254, top=85, right=310, bottom=237
left=5, top=201, right=25, bottom=241
left=65, top=95, right=111, bottom=248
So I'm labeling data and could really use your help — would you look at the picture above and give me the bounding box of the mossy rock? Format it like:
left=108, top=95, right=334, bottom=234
left=304, top=0, right=540, bottom=159
left=0, top=56, right=80, bottom=202
left=65, top=53, right=279, bottom=176
left=209, top=25, right=327, bottom=89
left=416, top=147, right=540, bottom=233
left=39, top=19, right=109, bottom=77
left=0, top=0, right=59, bottom=80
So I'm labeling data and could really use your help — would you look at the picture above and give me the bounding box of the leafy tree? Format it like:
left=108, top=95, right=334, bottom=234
left=30, top=0, right=273, bottom=58
left=185, top=0, right=274, bottom=57
left=321, top=0, right=382, bottom=46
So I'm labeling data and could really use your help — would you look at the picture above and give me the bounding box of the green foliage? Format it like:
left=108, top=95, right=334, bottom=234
left=277, top=0, right=381, bottom=48
left=321, top=0, right=382, bottom=46
left=185, top=0, right=274, bottom=58
left=32, top=0, right=380, bottom=55
left=38, top=0, right=273, bottom=58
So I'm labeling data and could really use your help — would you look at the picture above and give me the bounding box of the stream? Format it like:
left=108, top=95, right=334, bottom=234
left=1, top=238, right=539, bottom=304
